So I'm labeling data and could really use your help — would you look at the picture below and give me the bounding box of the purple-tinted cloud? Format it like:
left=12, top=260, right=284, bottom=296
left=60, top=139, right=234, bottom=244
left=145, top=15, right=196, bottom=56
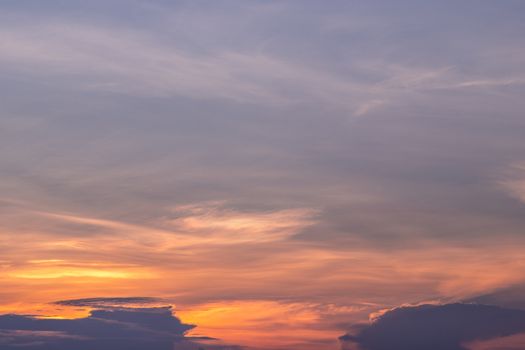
left=53, top=296, right=164, bottom=308
left=0, top=300, right=239, bottom=350
left=340, top=303, right=525, bottom=350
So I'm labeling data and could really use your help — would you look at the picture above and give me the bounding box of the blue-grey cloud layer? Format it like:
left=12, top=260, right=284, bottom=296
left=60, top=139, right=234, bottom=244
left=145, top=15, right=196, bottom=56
left=1, top=0, right=524, bottom=247
left=340, top=303, right=525, bottom=350
left=1, top=1, right=525, bottom=349
left=0, top=303, right=240, bottom=350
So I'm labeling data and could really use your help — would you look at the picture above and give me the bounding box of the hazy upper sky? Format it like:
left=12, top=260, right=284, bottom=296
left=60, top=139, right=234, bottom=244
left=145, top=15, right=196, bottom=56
left=1, top=1, right=525, bottom=350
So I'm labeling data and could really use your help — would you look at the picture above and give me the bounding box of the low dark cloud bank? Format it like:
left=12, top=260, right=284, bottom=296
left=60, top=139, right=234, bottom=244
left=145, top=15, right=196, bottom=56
left=0, top=299, right=237, bottom=350
left=340, top=303, right=525, bottom=350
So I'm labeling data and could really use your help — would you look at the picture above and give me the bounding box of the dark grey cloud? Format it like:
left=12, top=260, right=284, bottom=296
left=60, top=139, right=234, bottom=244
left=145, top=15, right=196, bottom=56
left=0, top=303, right=240, bottom=350
left=340, top=303, right=525, bottom=350
left=54, top=296, right=164, bottom=308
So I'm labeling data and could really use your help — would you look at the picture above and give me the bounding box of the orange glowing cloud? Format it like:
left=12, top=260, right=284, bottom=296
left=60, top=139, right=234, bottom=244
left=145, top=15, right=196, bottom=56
left=2, top=202, right=525, bottom=349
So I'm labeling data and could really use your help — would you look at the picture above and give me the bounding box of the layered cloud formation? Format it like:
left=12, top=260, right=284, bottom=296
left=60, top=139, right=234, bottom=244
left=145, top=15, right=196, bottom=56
left=0, top=298, right=241, bottom=350
left=1, top=1, right=525, bottom=349
left=340, top=303, right=525, bottom=350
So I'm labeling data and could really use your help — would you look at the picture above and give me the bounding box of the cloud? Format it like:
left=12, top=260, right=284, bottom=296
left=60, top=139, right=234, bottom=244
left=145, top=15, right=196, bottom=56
left=465, top=284, right=525, bottom=311
left=53, top=297, right=165, bottom=308
left=466, top=332, right=525, bottom=350
left=500, top=163, right=525, bottom=205
left=0, top=300, right=241, bottom=350
left=0, top=12, right=499, bottom=116
left=1, top=2, right=525, bottom=349
left=0, top=20, right=358, bottom=108
left=340, top=303, right=525, bottom=350
left=165, top=203, right=318, bottom=243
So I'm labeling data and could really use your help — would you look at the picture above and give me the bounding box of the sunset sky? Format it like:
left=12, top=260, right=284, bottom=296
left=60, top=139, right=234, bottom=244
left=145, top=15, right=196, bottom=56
left=1, top=1, right=525, bottom=350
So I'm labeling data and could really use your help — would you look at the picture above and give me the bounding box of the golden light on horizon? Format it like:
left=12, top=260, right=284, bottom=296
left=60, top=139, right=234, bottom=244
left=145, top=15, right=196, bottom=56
left=2, top=3, right=525, bottom=348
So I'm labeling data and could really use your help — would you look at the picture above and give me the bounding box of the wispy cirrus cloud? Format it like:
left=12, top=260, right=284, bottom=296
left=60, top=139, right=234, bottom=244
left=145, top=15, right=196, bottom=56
left=0, top=16, right=509, bottom=117
left=1, top=1, right=525, bottom=349
left=499, top=163, right=525, bottom=205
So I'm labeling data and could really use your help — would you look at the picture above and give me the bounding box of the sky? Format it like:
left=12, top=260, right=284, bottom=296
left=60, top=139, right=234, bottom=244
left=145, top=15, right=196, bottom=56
left=1, top=1, right=525, bottom=349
